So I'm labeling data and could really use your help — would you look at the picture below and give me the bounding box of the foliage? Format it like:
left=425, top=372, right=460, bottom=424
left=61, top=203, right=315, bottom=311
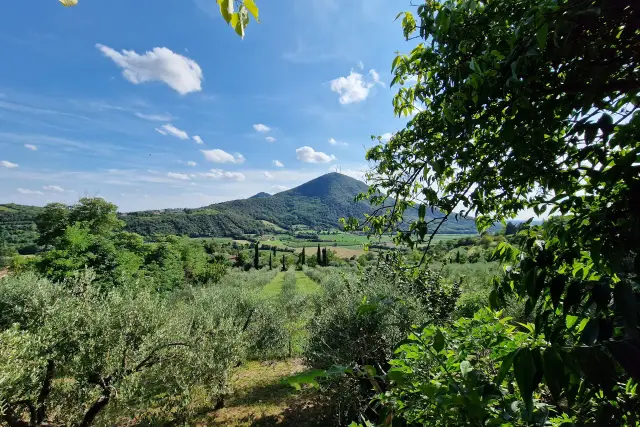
left=303, top=258, right=460, bottom=422
left=346, top=0, right=640, bottom=425
left=0, top=273, right=258, bottom=426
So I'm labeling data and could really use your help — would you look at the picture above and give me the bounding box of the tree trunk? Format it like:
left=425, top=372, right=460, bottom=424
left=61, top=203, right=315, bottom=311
left=78, top=392, right=110, bottom=427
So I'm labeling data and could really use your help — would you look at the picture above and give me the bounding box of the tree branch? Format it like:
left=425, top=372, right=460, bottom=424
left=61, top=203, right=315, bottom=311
left=35, top=359, right=55, bottom=424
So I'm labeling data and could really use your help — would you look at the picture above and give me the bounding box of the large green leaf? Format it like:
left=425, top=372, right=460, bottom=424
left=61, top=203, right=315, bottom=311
left=514, top=349, right=537, bottom=414
left=244, top=0, right=259, bottom=21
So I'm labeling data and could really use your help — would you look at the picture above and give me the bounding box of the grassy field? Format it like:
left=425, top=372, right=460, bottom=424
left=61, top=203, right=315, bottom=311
left=207, top=359, right=324, bottom=426
left=261, top=271, right=321, bottom=298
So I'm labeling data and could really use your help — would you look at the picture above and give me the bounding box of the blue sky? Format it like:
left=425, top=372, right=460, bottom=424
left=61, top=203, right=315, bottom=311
left=0, top=0, right=413, bottom=211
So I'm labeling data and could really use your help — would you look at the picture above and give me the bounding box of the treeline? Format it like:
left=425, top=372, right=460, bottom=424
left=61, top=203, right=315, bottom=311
left=11, top=198, right=229, bottom=291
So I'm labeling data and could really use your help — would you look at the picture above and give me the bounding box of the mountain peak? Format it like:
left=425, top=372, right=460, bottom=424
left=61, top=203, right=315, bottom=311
left=282, top=172, right=368, bottom=199
left=249, top=192, right=272, bottom=199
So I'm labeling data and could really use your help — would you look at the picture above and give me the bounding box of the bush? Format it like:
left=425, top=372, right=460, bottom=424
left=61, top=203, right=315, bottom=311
left=304, top=258, right=460, bottom=422
left=0, top=273, right=280, bottom=426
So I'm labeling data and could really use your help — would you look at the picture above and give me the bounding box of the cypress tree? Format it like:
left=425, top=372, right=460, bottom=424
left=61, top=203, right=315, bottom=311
left=317, top=244, right=321, bottom=265
left=282, top=254, right=286, bottom=271
left=269, top=253, right=272, bottom=270
left=301, top=247, right=306, bottom=265
left=322, top=248, right=327, bottom=267
left=254, top=242, right=260, bottom=269
left=272, top=246, right=276, bottom=256
left=455, top=251, right=461, bottom=264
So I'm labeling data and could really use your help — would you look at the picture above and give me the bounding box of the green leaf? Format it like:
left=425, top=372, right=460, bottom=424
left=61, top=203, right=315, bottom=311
left=496, top=349, right=518, bottom=385
left=584, top=124, right=598, bottom=144
left=564, top=282, right=582, bottom=316
left=566, top=315, right=579, bottom=329
left=580, top=318, right=599, bottom=345
left=433, top=329, right=445, bottom=352
left=514, top=349, right=536, bottom=413
left=536, top=24, right=548, bottom=50
left=218, top=0, right=233, bottom=23
left=550, top=275, right=566, bottom=309
left=244, top=0, right=259, bottom=21
left=614, top=281, right=639, bottom=335
left=418, top=204, right=426, bottom=221
left=542, top=347, right=564, bottom=401
left=460, top=360, right=472, bottom=377
left=387, top=368, right=408, bottom=385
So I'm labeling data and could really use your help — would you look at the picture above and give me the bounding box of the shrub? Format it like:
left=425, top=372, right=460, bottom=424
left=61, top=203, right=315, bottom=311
left=304, top=258, right=460, bottom=422
left=0, top=273, right=274, bottom=426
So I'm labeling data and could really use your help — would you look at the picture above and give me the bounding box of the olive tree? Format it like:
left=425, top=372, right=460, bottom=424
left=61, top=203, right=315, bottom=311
left=0, top=273, right=254, bottom=426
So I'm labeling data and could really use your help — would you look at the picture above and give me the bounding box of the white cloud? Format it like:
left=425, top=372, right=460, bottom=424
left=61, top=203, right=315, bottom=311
left=167, top=172, right=191, bottom=180
left=155, top=128, right=168, bottom=136
left=43, top=185, right=65, bottom=192
left=17, top=188, right=43, bottom=195
left=253, top=124, right=271, bottom=133
left=357, top=60, right=364, bottom=70
left=330, top=69, right=380, bottom=104
left=369, top=69, right=381, bottom=84
left=263, top=171, right=273, bottom=179
left=200, top=169, right=246, bottom=182
left=158, top=124, right=189, bottom=140
left=192, top=135, right=204, bottom=145
left=296, top=146, right=336, bottom=164
left=271, top=185, right=289, bottom=192
left=95, top=44, right=203, bottom=95
left=201, top=149, right=245, bottom=164
left=273, top=160, right=284, bottom=168
left=135, top=112, right=173, bottom=121
left=24, top=144, right=37, bottom=151
left=179, top=160, right=197, bottom=167
left=328, top=137, right=348, bottom=146
left=381, top=132, right=393, bottom=142
left=1, top=160, right=18, bottom=168
left=265, top=136, right=276, bottom=143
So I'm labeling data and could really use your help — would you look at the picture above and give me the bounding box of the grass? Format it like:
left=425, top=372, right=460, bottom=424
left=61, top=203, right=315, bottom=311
left=261, top=271, right=286, bottom=297
left=294, top=272, right=321, bottom=294
left=205, top=359, right=326, bottom=426
left=261, top=271, right=321, bottom=297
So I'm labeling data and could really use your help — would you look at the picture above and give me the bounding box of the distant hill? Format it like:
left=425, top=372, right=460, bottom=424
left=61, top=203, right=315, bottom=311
left=1, top=173, right=480, bottom=241
left=123, top=173, right=479, bottom=237
left=249, top=192, right=272, bottom=199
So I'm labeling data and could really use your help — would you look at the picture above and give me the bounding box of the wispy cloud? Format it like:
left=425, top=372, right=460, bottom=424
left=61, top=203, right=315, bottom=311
left=157, top=124, right=189, bottom=140
left=265, top=136, right=276, bottom=143
left=43, top=185, right=65, bottom=192
left=273, top=160, right=284, bottom=168
left=1, top=160, right=18, bottom=168
left=17, top=188, right=43, bottom=195
left=328, top=137, right=348, bottom=146
left=192, top=135, right=204, bottom=144
left=200, top=169, right=246, bottom=182
left=167, top=172, right=191, bottom=180
left=135, top=112, right=173, bottom=121
left=24, top=144, right=38, bottom=151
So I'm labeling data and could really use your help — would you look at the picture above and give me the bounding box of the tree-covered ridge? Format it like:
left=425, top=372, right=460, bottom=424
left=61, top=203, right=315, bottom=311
left=1, top=173, right=480, bottom=248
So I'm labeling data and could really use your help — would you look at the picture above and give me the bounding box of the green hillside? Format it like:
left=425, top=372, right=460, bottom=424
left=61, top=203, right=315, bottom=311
left=1, top=173, right=479, bottom=246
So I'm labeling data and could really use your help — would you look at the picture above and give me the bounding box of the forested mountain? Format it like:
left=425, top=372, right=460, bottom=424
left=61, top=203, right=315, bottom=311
left=123, top=173, right=479, bottom=237
left=1, top=173, right=479, bottom=243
